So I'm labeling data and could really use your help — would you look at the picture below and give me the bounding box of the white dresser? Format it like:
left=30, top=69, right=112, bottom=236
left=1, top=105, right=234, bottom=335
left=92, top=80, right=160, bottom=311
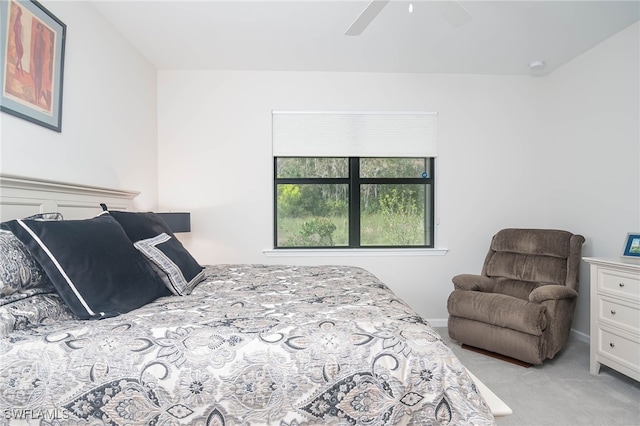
left=584, top=257, right=640, bottom=381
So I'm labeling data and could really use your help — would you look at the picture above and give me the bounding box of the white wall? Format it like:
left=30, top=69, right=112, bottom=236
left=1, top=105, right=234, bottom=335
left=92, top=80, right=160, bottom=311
left=158, top=70, right=547, bottom=324
left=541, top=22, right=640, bottom=338
left=158, top=22, right=639, bottom=335
left=0, top=1, right=159, bottom=210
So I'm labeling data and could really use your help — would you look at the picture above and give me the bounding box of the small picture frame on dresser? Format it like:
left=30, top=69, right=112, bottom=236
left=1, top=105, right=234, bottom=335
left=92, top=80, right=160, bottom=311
left=622, top=232, right=640, bottom=260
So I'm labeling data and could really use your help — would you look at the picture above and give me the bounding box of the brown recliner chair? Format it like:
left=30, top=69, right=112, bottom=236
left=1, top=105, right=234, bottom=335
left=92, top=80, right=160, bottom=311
left=447, top=228, right=585, bottom=365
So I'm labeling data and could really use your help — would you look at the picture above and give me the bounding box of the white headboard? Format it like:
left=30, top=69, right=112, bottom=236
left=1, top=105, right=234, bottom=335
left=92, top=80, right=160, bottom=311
left=0, top=174, right=139, bottom=221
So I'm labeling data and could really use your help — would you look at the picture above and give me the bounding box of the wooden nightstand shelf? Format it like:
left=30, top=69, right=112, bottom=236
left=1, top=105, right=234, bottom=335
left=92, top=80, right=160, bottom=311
left=584, top=257, right=640, bottom=381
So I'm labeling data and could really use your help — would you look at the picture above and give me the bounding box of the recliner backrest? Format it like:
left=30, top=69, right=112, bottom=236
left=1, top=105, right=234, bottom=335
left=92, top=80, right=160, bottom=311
left=480, top=229, right=585, bottom=290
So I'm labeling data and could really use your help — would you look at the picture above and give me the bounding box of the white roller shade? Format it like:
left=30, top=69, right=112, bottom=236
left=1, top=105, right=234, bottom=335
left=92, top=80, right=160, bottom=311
left=272, top=111, right=438, bottom=157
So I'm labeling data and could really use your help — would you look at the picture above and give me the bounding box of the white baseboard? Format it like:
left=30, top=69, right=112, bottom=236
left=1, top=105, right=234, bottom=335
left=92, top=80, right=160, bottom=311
left=570, top=328, right=590, bottom=345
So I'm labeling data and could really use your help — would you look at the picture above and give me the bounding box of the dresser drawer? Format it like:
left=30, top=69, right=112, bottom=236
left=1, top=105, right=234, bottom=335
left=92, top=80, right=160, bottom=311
left=599, top=269, right=640, bottom=302
left=598, top=329, right=640, bottom=370
left=598, top=297, right=640, bottom=334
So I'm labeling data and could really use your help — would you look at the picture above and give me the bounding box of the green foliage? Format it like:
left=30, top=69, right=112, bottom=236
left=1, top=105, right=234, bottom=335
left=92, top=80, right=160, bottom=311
left=278, top=184, right=346, bottom=218
left=298, top=186, right=329, bottom=216
left=277, top=158, right=349, bottom=178
left=285, top=217, right=337, bottom=246
left=277, top=184, right=304, bottom=218
left=326, top=199, right=348, bottom=216
left=379, top=188, right=422, bottom=245
left=276, top=158, right=428, bottom=246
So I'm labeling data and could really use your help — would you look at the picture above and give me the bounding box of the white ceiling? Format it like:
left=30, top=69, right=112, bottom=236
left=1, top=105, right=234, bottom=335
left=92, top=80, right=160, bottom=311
left=91, top=0, right=640, bottom=75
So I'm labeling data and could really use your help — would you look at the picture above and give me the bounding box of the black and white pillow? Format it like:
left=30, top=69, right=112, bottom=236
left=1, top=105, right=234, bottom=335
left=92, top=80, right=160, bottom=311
left=108, top=210, right=205, bottom=295
left=1, top=213, right=170, bottom=319
left=0, top=213, right=63, bottom=297
left=0, top=230, right=49, bottom=297
left=134, top=233, right=205, bottom=296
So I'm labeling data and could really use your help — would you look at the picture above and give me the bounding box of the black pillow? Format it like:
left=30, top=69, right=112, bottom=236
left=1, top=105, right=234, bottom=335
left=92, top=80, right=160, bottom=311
left=108, top=210, right=176, bottom=242
left=108, top=210, right=205, bottom=295
left=1, top=213, right=171, bottom=319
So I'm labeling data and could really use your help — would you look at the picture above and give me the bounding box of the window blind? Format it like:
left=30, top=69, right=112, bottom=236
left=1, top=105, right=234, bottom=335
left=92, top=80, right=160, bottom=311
left=272, top=111, right=438, bottom=157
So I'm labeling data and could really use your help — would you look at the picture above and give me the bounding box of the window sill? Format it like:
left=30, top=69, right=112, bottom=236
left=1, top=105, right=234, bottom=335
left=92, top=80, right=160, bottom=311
left=263, top=248, right=448, bottom=257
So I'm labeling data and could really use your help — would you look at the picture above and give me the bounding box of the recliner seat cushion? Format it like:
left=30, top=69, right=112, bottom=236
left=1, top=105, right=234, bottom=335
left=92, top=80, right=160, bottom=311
left=491, top=278, right=544, bottom=300
left=448, top=290, right=547, bottom=335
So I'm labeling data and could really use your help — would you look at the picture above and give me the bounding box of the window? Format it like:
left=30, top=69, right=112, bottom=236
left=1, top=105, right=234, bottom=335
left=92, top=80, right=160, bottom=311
left=272, top=111, right=438, bottom=250
left=274, top=157, right=434, bottom=248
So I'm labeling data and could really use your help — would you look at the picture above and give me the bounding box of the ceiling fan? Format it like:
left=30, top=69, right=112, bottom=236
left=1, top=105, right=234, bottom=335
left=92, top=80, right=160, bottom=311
left=345, top=0, right=472, bottom=36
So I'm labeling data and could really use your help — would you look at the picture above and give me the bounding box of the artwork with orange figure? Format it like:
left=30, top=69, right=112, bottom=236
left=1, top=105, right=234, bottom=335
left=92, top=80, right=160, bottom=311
left=4, top=0, right=56, bottom=115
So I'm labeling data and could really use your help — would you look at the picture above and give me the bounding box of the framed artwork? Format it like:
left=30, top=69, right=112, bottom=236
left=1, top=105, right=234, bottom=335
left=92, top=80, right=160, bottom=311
left=1, top=0, right=66, bottom=132
left=622, top=232, right=640, bottom=259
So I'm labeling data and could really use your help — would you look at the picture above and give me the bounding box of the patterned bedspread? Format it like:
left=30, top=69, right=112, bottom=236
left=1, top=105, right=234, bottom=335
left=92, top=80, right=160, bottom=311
left=0, top=264, right=494, bottom=425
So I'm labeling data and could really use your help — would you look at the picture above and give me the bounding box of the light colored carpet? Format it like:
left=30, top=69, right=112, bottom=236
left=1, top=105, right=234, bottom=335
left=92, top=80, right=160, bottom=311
left=467, top=369, right=513, bottom=417
left=437, top=327, right=640, bottom=426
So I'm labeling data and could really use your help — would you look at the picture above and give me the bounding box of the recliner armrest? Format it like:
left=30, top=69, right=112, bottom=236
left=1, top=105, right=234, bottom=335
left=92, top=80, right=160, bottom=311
left=529, top=285, right=578, bottom=304
left=452, top=274, right=495, bottom=292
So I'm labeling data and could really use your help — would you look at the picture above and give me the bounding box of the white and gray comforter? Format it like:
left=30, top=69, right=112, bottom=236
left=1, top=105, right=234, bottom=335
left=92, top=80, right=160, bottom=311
left=0, top=264, right=494, bottom=425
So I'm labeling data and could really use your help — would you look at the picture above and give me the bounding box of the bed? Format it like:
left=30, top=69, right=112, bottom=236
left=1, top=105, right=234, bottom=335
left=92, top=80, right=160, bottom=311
left=0, top=175, right=494, bottom=425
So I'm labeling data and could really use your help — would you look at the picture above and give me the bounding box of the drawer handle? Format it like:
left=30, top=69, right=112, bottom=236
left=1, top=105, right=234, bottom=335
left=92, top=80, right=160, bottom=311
left=610, top=310, right=617, bottom=315
left=609, top=342, right=616, bottom=348
left=619, top=282, right=625, bottom=288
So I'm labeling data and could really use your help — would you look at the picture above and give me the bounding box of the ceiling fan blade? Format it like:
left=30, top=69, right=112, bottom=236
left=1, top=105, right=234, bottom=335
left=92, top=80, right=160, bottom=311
left=436, top=1, right=472, bottom=28
left=345, top=0, right=391, bottom=36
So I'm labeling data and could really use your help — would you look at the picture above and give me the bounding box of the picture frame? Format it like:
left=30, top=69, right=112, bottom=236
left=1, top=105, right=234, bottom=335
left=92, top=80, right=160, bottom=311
left=1, top=0, right=66, bottom=132
left=621, top=232, right=640, bottom=259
